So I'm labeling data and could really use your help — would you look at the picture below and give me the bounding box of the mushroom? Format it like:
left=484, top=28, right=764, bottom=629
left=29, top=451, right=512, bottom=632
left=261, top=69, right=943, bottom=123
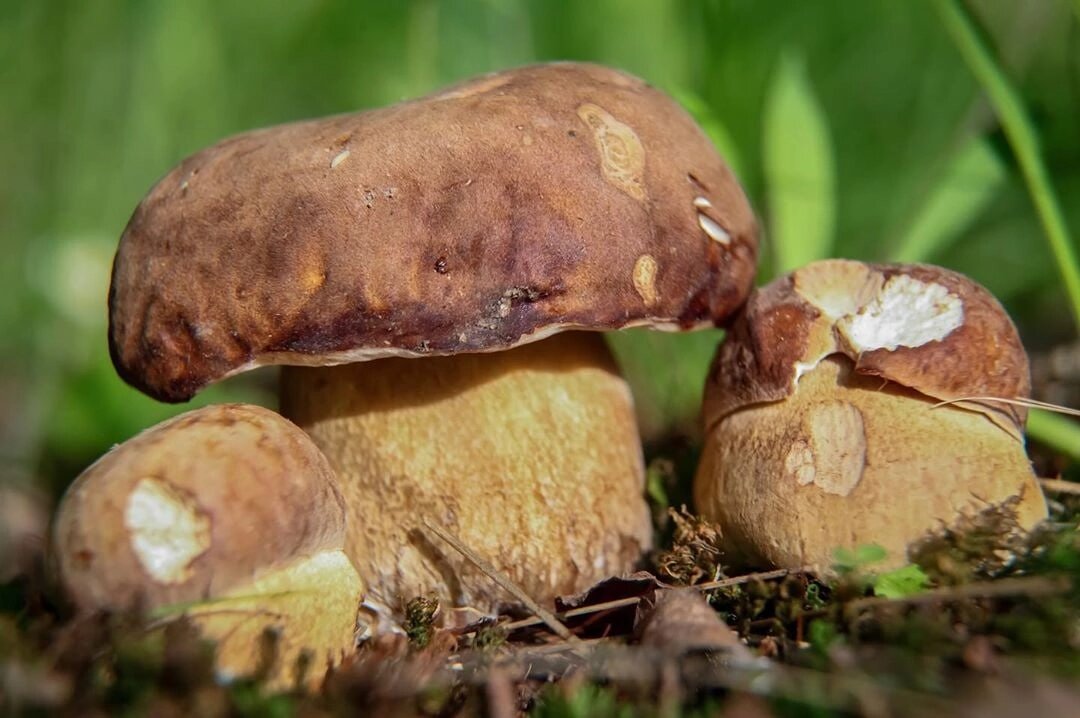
left=53, top=403, right=364, bottom=689
left=694, top=259, right=1047, bottom=571
left=107, top=63, right=758, bottom=618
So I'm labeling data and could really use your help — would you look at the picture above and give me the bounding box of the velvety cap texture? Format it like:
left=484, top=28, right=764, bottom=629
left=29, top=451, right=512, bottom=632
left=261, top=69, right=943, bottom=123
left=110, top=62, right=758, bottom=402
left=706, top=260, right=1031, bottom=438
left=53, top=404, right=348, bottom=610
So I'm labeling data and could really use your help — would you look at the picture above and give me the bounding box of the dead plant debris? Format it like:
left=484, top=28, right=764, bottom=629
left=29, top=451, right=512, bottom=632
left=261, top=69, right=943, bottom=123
left=2, top=489, right=1079, bottom=716
left=655, top=506, right=725, bottom=585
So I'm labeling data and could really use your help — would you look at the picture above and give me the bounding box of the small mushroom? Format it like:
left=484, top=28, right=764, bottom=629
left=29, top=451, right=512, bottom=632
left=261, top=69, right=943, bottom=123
left=106, top=63, right=758, bottom=619
left=694, top=259, right=1047, bottom=571
left=53, top=404, right=364, bottom=689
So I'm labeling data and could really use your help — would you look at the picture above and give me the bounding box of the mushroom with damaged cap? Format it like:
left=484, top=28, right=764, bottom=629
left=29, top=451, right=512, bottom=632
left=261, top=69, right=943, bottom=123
left=53, top=403, right=364, bottom=690
left=694, top=259, right=1047, bottom=572
left=107, top=62, right=759, bottom=623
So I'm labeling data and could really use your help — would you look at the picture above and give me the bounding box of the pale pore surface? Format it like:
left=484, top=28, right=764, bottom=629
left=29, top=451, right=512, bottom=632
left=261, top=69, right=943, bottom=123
left=694, top=356, right=1045, bottom=572
left=280, top=332, right=652, bottom=619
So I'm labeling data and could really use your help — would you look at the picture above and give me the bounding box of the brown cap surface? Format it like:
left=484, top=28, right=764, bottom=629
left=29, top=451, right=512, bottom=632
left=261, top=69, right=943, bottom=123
left=110, top=62, right=758, bottom=402
left=54, top=404, right=348, bottom=610
left=705, top=260, right=1031, bottom=438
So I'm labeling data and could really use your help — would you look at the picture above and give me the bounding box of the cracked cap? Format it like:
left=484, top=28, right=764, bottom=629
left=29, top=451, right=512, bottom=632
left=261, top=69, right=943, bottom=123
left=109, top=62, right=758, bottom=402
left=705, top=260, right=1031, bottom=439
left=53, top=404, right=349, bottom=610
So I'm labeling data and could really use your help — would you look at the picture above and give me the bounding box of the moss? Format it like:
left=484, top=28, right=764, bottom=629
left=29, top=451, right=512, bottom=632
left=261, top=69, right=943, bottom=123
left=655, top=507, right=724, bottom=585
left=403, top=595, right=440, bottom=649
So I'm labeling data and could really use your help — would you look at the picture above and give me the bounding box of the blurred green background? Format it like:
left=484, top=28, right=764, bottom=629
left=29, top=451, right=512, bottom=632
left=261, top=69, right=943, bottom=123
left=2, top=0, right=1079, bottom=502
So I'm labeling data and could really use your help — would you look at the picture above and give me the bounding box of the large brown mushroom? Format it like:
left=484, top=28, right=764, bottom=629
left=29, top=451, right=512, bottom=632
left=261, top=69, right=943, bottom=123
left=53, top=404, right=364, bottom=689
left=694, top=259, right=1047, bottom=571
left=106, top=62, right=758, bottom=621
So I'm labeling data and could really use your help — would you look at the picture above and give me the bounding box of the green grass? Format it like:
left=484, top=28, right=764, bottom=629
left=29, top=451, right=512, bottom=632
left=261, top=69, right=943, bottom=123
left=932, top=0, right=1080, bottom=333
left=1, top=1, right=1076, bottom=516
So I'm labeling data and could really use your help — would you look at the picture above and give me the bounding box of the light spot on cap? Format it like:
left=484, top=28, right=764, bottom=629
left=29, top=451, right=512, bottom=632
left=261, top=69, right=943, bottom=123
left=301, top=268, right=326, bottom=293
left=632, top=254, right=659, bottom=307
left=839, top=274, right=963, bottom=353
left=794, top=260, right=880, bottom=319
left=693, top=196, right=712, bottom=209
left=784, top=440, right=816, bottom=486
left=125, top=477, right=211, bottom=584
left=330, top=149, right=351, bottom=169
left=698, top=213, right=731, bottom=245
left=576, top=103, right=646, bottom=201
left=802, top=401, right=866, bottom=497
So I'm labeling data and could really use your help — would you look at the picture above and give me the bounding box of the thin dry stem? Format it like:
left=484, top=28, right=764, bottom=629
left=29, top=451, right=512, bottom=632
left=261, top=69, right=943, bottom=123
left=501, top=567, right=801, bottom=633
left=421, top=519, right=579, bottom=643
left=931, top=395, right=1080, bottom=417
left=1039, top=478, right=1080, bottom=495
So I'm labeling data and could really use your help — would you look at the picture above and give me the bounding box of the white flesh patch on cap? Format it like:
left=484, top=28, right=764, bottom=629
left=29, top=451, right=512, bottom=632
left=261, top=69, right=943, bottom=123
left=125, top=477, right=211, bottom=584
left=840, top=274, right=963, bottom=352
left=576, top=103, right=647, bottom=201
left=693, top=196, right=712, bottom=209
left=698, top=213, right=731, bottom=245
left=632, top=254, right=659, bottom=307
left=792, top=360, right=822, bottom=385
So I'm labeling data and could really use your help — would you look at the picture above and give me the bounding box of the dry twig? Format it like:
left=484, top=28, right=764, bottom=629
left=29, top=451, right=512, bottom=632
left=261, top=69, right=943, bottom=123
left=1040, top=478, right=1080, bottom=495
left=501, top=567, right=801, bottom=633
left=421, top=519, right=579, bottom=643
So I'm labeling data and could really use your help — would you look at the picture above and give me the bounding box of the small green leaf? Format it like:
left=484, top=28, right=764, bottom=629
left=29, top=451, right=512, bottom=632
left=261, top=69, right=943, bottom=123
left=833, top=543, right=888, bottom=573
left=873, top=564, right=931, bottom=599
left=808, top=619, right=838, bottom=654
left=855, top=543, right=888, bottom=564
left=891, top=137, right=1005, bottom=263
left=763, top=53, right=836, bottom=274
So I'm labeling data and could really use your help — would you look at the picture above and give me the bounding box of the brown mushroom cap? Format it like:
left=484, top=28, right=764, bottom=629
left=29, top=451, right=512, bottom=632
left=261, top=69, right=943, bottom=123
left=109, top=62, right=758, bottom=402
left=706, top=259, right=1031, bottom=438
left=54, top=403, right=351, bottom=609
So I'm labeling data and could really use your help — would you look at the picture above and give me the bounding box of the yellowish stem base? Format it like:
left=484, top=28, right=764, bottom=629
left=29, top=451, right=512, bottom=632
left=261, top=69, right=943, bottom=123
left=281, top=333, right=653, bottom=621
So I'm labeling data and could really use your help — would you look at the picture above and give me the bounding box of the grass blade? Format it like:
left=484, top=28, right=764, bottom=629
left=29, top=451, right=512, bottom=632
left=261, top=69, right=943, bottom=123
left=932, top=0, right=1080, bottom=333
left=763, top=53, right=836, bottom=274
left=1027, top=409, right=1080, bottom=461
left=891, top=136, right=1005, bottom=263
left=672, top=89, right=745, bottom=179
